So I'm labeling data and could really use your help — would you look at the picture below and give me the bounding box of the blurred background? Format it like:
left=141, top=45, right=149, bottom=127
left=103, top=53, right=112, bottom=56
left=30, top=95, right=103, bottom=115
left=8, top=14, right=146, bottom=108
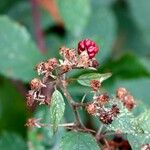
left=0, top=0, right=150, bottom=149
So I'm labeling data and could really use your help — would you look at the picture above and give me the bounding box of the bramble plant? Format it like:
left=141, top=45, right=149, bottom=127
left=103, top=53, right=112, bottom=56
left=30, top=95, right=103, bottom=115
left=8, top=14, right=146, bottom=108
left=25, top=39, right=150, bottom=150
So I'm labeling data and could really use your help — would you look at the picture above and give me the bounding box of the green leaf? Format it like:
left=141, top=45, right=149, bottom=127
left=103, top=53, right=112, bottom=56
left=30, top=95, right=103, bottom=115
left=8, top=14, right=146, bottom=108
left=82, top=6, right=117, bottom=62
left=91, top=0, right=115, bottom=7
left=0, top=0, right=20, bottom=13
left=50, top=90, right=65, bottom=132
left=57, top=0, right=91, bottom=36
left=109, top=78, right=150, bottom=106
left=0, top=15, right=42, bottom=82
left=127, top=134, right=150, bottom=150
left=129, top=0, right=150, bottom=47
left=66, top=6, right=117, bottom=62
left=0, top=77, right=27, bottom=136
left=77, top=73, right=112, bottom=87
left=28, top=105, right=66, bottom=150
left=100, top=53, right=150, bottom=79
left=134, top=110, right=150, bottom=133
left=0, top=132, right=27, bottom=150
left=8, top=1, right=54, bottom=31
left=107, top=100, right=150, bottom=134
left=107, top=102, right=137, bottom=134
left=140, top=57, right=150, bottom=74
left=60, top=131, right=99, bottom=150
left=28, top=106, right=53, bottom=150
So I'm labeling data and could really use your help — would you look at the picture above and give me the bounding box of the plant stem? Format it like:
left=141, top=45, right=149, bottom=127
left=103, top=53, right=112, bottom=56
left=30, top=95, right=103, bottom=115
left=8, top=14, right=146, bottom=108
left=49, top=123, right=96, bottom=133
left=95, top=124, right=104, bottom=141
left=104, top=138, right=110, bottom=149
left=73, top=102, right=91, bottom=107
left=73, top=127, right=96, bottom=133
left=59, top=81, right=85, bottom=128
left=49, top=123, right=75, bottom=127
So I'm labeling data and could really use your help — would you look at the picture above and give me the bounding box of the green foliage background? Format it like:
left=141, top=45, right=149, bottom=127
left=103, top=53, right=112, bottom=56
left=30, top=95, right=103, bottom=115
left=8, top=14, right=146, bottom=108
left=0, top=0, right=150, bottom=149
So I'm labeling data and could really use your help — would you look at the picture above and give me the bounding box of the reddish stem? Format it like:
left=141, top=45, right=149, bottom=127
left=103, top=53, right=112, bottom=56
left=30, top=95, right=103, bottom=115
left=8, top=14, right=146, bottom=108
left=30, top=0, right=46, bottom=53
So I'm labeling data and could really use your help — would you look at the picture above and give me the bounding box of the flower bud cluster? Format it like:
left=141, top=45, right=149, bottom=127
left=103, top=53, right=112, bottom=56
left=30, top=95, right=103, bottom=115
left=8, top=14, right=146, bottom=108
left=26, top=39, right=100, bottom=108
left=35, top=58, right=58, bottom=76
left=116, top=87, right=135, bottom=111
left=59, top=46, right=99, bottom=70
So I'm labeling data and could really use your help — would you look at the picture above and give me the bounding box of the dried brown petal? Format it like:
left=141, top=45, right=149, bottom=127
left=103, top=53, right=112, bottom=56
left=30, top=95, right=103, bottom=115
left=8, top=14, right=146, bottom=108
left=59, top=47, right=77, bottom=65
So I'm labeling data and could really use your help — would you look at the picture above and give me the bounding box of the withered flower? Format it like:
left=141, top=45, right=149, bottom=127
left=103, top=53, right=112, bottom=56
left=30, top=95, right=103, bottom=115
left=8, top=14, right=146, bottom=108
left=90, top=80, right=101, bottom=91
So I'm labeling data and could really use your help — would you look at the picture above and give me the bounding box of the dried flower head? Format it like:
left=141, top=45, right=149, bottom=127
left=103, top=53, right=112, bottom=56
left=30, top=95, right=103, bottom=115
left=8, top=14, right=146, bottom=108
left=59, top=61, right=72, bottom=74
left=59, top=47, right=77, bottom=65
left=47, top=58, right=58, bottom=70
left=77, top=51, right=90, bottom=68
left=35, top=58, right=58, bottom=77
left=35, top=62, right=46, bottom=75
left=116, top=87, right=128, bottom=100
left=97, top=94, right=109, bottom=106
left=90, top=80, right=101, bottom=91
left=111, top=104, right=120, bottom=117
left=59, top=46, right=68, bottom=56
left=99, top=111, right=113, bottom=124
left=25, top=118, right=43, bottom=128
left=123, top=95, right=135, bottom=111
left=30, top=78, right=42, bottom=90
left=86, top=103, right=96, bottom=115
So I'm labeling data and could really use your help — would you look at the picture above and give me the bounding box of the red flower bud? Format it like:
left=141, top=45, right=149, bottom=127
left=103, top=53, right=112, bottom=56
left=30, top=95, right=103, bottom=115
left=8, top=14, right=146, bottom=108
left=78, top=39, right=99, bottom=59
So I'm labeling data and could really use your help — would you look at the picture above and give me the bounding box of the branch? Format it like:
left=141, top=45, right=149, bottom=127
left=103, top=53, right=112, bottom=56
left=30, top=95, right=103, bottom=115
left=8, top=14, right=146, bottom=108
left=58, top=80, right=85, bottom=128
left=73, top=102, right=91, bottom=107
left=49, top=123, right=75, bottom=127
left=95, top=124, right=104, bottom=141
left=72, top=127, right=96, bottom=134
